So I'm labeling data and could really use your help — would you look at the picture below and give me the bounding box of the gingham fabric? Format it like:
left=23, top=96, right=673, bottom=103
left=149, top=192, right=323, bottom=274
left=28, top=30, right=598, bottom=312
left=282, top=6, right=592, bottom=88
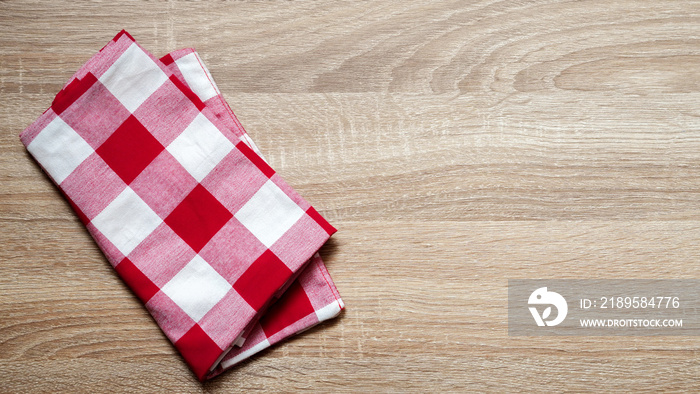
left=19, top=31, right=343, bottom=381
left=161, top=47, right=344, bottom=375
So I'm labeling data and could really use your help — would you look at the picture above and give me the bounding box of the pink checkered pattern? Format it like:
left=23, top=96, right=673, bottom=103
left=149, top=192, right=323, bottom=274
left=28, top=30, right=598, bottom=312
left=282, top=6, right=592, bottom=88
left=162, top=48, right=344, bottom=374
left=20, top=31, right=343, bottom=381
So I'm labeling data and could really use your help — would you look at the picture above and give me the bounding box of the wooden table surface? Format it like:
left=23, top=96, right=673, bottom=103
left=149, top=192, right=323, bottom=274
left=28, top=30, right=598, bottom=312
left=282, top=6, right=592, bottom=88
left=1, top=1, right=699, bottom=392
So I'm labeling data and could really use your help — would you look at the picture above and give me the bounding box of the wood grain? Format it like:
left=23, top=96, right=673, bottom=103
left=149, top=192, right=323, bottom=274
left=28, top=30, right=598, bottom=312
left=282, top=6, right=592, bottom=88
left=1, top=0, right=699, bottom=391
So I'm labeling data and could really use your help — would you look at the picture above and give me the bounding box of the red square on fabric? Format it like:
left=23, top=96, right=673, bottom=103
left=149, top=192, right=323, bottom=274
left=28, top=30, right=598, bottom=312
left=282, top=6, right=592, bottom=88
left=96, top=115, right=164, bottom=184
left=174, top=324, right=223, bottom=381
left=114, top=257, right=160, bottom=303
left=233, top=250, right=292, bottom=311
left=160, top=53, right=175, bottom=66
left=52, top=73, right=98, bottom=115
left=112, top=29, right=135, bottom=43
left=164, top=184, right=233, bottom=253
left=260, top=280, right=315, bottom=338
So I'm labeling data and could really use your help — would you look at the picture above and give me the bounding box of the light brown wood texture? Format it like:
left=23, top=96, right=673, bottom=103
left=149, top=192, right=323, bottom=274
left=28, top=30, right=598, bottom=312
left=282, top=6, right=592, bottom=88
left=1, top=0, right=699, bottom=392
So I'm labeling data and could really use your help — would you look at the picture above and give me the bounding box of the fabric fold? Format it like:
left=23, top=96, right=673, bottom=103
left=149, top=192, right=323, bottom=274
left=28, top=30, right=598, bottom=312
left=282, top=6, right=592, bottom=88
left=20, top=30, right=343, bottom=381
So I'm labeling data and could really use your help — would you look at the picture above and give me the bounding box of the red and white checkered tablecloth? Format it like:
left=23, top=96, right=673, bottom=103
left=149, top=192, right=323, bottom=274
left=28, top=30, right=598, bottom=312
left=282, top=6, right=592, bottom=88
left=20, top=31, right=343, bottom=381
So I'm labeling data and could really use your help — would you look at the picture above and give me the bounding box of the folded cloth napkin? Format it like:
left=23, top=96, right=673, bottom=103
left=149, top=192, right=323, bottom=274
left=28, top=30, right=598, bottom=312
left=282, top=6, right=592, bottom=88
left=19, top=30, right=343, bottom=381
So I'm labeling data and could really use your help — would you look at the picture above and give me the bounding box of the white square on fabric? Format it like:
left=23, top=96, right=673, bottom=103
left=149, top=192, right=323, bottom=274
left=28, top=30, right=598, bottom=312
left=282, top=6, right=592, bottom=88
left=234, top=180, right=305, bottom=248
left=27, top=116, right=94, bottom=184
left=175, top=53, right=220, bottom=102
left=315, top=302, right=342, bottom=321
left=166, top=113, right=234, bottom=182
left=161, top=255, right=232, bottom=322
left=91, top=186, right=163, bottom=256
left=99, top=43, right=168, bottom=113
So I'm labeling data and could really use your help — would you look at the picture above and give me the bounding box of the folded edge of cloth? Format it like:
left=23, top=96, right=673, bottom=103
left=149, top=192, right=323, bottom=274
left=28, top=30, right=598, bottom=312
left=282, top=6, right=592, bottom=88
left=161, top=48, right=345, bottom=375
left=19, top=30, right=341, bottom=381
